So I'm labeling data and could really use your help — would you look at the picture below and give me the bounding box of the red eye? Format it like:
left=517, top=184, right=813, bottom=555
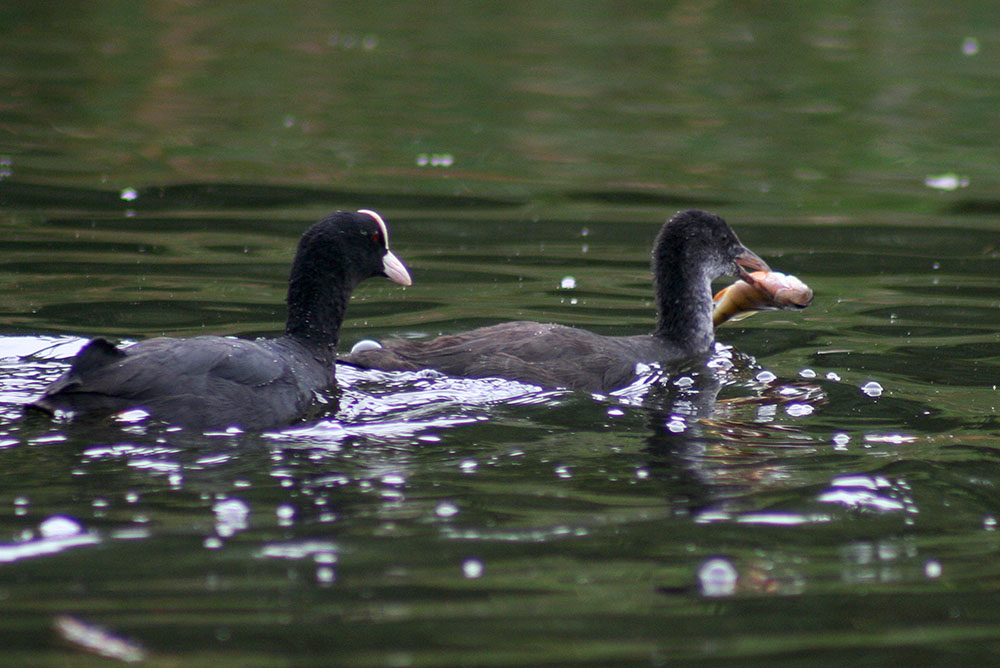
left=370, top=231, right=382, bottom=245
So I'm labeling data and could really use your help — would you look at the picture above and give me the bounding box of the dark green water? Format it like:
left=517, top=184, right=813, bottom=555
left=2, top=3, right=1000, bottom=666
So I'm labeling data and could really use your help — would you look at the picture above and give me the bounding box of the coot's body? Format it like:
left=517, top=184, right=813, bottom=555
left=39, top=336, right=333, bottom=431
left=342, top=210, right=767, bottom=393
left=31, top=210, right=411, bottom=430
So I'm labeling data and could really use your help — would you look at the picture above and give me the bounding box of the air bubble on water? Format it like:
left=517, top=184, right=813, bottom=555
left=381, top=474, right=406, bottom=487
left=666, top=416, right=686, bottom=433
left=861, top=381, right=883, bottom=397
left=39, top=516, right=83, bottom=539
left=785, top=403, right=813, bottom=417
left=435, top=502, right=459, bottom=518
left=756, top=370, right=777, bottom=383
left=699, top=557, right=738, bottom=597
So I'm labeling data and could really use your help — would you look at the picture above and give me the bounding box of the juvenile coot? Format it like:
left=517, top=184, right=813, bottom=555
left=30, top=210, right=412, bottom=430
left=341, top=209, right=768, bottom=393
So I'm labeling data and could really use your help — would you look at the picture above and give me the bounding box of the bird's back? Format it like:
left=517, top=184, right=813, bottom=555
left=32, top=336, right=334, bottom=430
left=342, top=321, right=693, bottom=393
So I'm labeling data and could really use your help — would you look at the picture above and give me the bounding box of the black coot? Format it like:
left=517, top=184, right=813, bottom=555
left=341, top=209, right=768, bottom=393
left=30, top=210, right=412, bottom=430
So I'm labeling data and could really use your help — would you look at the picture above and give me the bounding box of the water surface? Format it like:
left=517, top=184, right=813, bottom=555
left=2, top=3, right=1000, bottom=666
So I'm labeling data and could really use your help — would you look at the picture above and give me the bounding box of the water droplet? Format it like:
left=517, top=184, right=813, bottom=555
left=924, top=559, right=942, bottom=578
left=699, top=557, right=738, bottom=597
left=756, top=370, right=777, bottom=383
left=785, top=403, right=814, bottom=417
left=666, top=416, right=686, bottom=433
left=861, top=381, right=883, bottom=397
left=213, top=498, right=250, bottom=536
left=924, top=173, right=968, bottom=191
left=39, top=516, right=83, bottom=539
left=799, top=368, right=816, bottom=379
left=825, top=371, right=841, bottom=381
left=462, top=558, right=484, bottom=579
left=459, top=459, right=478, bottom=473
left=276, top=504, right=295, bottom=525
left=120, top=187, right=139, bottom=201
left=381, top=474, right=406, bottom=487
left=560, top=276, right=576, bottom=289
left=435, top=502, right=459, bottom=518
left=962, top=36, right=979, bottom=55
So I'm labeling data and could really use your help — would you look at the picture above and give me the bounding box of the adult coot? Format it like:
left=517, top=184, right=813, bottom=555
left=30, top=210, right=412, bottom=430
left=341, top=209, right=768, bottom=393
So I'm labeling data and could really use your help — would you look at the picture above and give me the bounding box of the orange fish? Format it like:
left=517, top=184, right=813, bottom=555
left=713, top=271, right=813, bottom=327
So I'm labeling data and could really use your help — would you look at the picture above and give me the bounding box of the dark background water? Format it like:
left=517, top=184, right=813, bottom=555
left=2, top=3, right=1000, bottom=666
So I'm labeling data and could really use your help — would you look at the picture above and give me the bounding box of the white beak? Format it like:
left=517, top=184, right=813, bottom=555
left=382, top=250, right=412, bottom=286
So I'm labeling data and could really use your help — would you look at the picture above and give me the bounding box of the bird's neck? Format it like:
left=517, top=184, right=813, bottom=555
left=653, top=263, right=715, bottom=354
left=283, top=267, right=353, bottom=360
